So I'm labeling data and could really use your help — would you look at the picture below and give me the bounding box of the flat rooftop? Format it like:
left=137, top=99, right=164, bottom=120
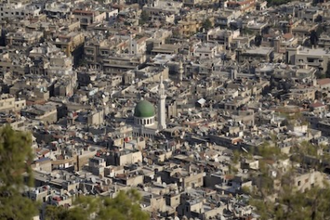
left=297, top=47, right=330, bottom=56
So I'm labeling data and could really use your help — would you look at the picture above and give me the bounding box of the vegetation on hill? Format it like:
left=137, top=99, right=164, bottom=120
left=233, top=138, right=330, bottom=220
left=0, top=125, right=38, bottom=220
left=249, top=179, right=330, bottom=220
left=0, top=125, right=148, bottom=220
left=45, top=189, right=149, bottom=220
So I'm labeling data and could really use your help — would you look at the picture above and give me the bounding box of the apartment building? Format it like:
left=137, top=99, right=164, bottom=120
left=191, top=43, right=220, bottom=59
left=107, top=149, right=143, bottom=166
left=72, top=9, right=107, bottom=28
left=53, top=32, right=85, bottom=56
left=44, top=2, right=72, bottom=18
left=291, top=169, right=325, bottom=192
left=214, top=9, right=241, bottom=27
left=318, top=36, right=330, bottom=49
left=238, top=47, right=274, bottom=63
left=206, top=28, right=240, bottom=46
left=143, top=0, right=183, bottom=15
left=0, top=94, right=26, bottom=112
left=225, top=0, right=257, bottom=12
left=0, top=2, right=41, bottom=20
left=6, top=31, right=43, bottom=48
left=84, top=34, right=147, bottom=71
left=0, top=52, right=33, bottom=75
left=286, top=46, right=330, bottom=73
left=21, top=104, right=57, bottom=124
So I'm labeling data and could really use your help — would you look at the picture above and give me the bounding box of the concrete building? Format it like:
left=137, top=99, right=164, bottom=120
left=286, top=46, right=330, bottom=73
left=0, top=2, right=41, bottom=20
left=107, top=149, right=143, bottom=166
left=21, top=104, right=57, bottom=124
left=0, top=94, right=25, bottom=112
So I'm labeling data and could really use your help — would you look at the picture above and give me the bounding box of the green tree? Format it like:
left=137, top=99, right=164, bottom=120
left=139, top=11, right=149, bottom=25
left=250, top=155, right=330, bottom=220
left=0, top=125, right=38, bottom=220
left=202, top=19, right=212, bottom=31
left=325, top=61, right=330, bottom=78
left=47, top=189, right=149, bottom=220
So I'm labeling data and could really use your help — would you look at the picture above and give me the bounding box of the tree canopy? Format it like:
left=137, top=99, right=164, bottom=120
left=202, top=19, right=212, bottom=31
left=45, top=189, right=149, bottom=220
left=249, top=183, right=330, bottom=220
left=0, top=125, right=38, bottom=220
left=139, top=11, right=149, bottom=25
left=0, top=125, right=149, bottom=220
left=236, top=139, right=330, bottom=220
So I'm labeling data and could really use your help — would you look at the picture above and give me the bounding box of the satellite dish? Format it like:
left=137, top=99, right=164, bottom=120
left=91, top=177, right=96, bottom=183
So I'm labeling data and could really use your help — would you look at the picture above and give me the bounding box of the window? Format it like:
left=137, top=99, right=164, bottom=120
left=307, top=58, right=315, bottom=63
left=297, top=181, right=301, bottom=186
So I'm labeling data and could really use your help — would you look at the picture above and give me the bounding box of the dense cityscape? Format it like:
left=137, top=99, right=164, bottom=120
left=0, top=0, right=330, bottom=219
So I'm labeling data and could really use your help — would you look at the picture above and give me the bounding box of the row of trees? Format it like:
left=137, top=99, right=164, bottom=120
left=249, top=180, right=330, bottom=220
left=0, top=125, right=149, bottom=220
left=45, top=190, right=149, bottom=220
left=233, top=138, right=330, bottom=220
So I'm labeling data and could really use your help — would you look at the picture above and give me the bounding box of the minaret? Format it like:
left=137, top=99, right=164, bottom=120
left=178, top=61, right=184, bottom=82
left=158, top=75, right=166, bottom=130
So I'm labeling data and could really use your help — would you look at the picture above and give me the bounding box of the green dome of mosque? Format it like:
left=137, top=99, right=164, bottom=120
left=134, top=100, right=155, bottom=118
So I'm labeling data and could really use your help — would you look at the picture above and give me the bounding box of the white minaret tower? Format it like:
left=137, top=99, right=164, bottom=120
left=178, top=60, right=184, bottom=82
left=158, top=74, right=167, bottom=130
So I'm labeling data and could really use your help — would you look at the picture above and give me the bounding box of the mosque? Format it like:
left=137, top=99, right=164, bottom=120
left=132, top=76, right=167, bottom=137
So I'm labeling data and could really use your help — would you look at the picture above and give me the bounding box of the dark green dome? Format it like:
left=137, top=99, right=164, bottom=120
left=134, top=100, right=155, bottom=118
